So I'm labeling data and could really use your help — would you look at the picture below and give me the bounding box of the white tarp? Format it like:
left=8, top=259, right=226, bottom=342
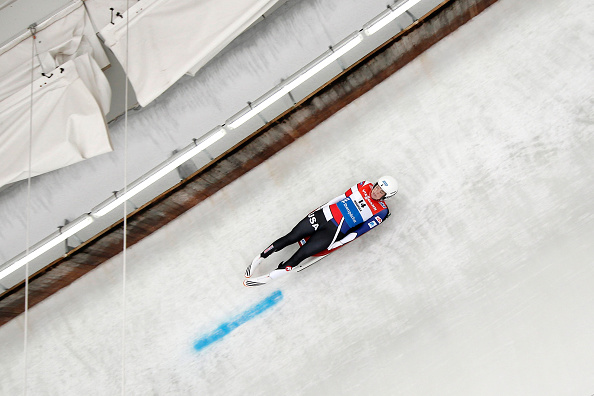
left=100, top=0, right=280, bottom=106
left=0, top=53, right=112, bottom=187
left=81, top=0, right=133, bottom=33
left=0, top=0, right=111, bottom=187
left=0, top=0, right=109, bottom=102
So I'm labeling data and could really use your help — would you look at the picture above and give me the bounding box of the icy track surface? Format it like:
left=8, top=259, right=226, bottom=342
left=1, top=0, right=594, bottom=394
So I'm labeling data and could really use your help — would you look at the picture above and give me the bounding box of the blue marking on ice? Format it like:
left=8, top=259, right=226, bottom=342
left=194, top=290, right=283, bottom=352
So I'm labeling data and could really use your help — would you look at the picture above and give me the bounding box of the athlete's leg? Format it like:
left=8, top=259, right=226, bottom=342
left=247, top=209, right=330, bottom=279
left=246, top=217, right=347, bottom=284
left=260, top=209, right=326, bottom=258
left=277, top=222, right=345, bottom=269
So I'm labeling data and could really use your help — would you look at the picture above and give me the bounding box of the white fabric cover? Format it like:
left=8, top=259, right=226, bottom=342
left=100, top=0, right=280, bottom=106
left=0, top=1, right=112, bottom=187
left=0, top=1, right=109, bottom=102
left=81, top=0, right=133, bottom=33
left=0, top=54, right=112, bottom=187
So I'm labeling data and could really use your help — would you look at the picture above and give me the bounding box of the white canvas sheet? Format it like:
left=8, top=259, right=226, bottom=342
left=0, top=54, right=112, bottom=187
left=0, top=0, right=109, bottom=102
left=100, top=0, right=280, bottom=106
left=82, top=0, right=134, bottom=33
left=0, top=1, right=112, bottom=187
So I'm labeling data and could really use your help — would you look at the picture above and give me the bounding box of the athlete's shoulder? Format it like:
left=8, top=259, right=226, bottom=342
left=357, top=180, right=374, bottom=188
left=348, top=180, right=373, bottom=196
left=348, top=180, right=367, bottom=195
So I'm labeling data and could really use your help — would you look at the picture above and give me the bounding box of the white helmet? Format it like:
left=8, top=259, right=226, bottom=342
left=377, top=176, right=398, bottom=198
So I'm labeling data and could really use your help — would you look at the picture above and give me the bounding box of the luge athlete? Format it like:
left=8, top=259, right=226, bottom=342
left=244, top=176, right=398, bottom=286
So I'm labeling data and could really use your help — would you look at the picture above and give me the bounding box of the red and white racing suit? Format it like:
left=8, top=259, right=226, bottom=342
left=323, top=180, right=390, bottom=246
left=261, top=181, right=390, bottom=270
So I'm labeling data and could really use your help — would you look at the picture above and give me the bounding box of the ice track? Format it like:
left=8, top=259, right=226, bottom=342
left=1, top=0, right=594, bottom=394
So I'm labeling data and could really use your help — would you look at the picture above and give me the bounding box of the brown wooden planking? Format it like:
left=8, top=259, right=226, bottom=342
left=0, top=0, right=499, bottom=326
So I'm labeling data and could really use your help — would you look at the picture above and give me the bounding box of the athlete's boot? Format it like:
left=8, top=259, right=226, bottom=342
left=269, top=266, right=292, bottom=280
left=245, top=254, right=264, bottom=278
left=243, top=263, right=292, bottom=287
left=243, top=273, right=271, bottom=287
